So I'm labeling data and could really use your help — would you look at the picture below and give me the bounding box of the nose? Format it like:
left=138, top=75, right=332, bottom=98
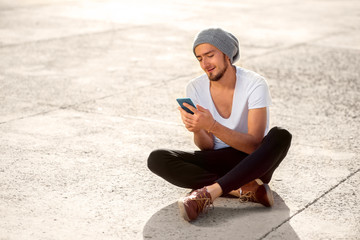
left=201, top=57, right=210, bottom=69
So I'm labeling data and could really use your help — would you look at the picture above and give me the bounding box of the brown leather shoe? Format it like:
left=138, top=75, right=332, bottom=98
left=239, top=179, right=274, bottom=207
left=178, top=187, right=213, bottom=221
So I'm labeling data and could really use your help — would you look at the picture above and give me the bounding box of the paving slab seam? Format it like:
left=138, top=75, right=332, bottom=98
left=121, top=115, right=182, bottom=127
left=0, top=73, right=194, bottom=125
left=243, top=30, right=350, bottom=61
left=69, top=106, right=184, bottom=127
left=0, top=96, right=115, bottom=125
left=0, top=24, right=150, bottom=49
left=0, top=109, right=57, bottom=125
left=0, top=0, right=79, bottom=12
left=259, top=168, right=360, bottom=239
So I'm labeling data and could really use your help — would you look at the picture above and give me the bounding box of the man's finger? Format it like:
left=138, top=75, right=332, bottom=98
left=183, top=103, right=197, bottom=113
left=178, top=106, right=188, bottom=114
left=179, top=106, right=193, bottom=117
left=196, top=104, right=207, bottom=112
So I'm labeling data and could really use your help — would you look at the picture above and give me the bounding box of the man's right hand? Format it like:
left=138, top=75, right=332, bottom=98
left=178, top=106, right=201, bottom=133
left=178, top=104, right=214, bottom=150
left=178, top=103, right=215, bottom=132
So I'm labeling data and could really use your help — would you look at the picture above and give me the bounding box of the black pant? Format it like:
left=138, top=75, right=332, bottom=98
left=147, top=127, right=292, bottom=194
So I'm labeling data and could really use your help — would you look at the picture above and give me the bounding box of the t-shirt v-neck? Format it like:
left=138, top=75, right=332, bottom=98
left=207, top=76, right=239, bottom=121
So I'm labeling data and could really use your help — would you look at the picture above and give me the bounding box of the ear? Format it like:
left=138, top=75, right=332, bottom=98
left=224, top=53, right=231, bottom=65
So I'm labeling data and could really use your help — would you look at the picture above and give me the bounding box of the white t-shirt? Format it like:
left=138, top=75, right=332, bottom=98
left=186, top=66, right=272, bottom=150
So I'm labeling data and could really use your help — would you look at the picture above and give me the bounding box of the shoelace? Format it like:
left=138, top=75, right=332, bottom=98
left=191, top=190, right=213, bottom=214
left=239, top=191, right=256, bottom=203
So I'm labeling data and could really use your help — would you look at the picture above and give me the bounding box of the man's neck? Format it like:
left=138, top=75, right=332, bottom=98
left=210, top=65, right=237, bottom=90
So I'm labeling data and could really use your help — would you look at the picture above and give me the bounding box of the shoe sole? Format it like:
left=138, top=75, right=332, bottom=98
left=178, top=198, right=191, bottom=221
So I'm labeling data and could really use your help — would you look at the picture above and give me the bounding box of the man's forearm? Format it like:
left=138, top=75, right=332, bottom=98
left=210, top=122, right=263, bottom=154
left=194, top=130, right=214, bottom=150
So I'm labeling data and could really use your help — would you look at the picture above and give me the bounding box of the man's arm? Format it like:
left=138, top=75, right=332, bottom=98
left=210, top=108, right=267, bottom=154
left=193, top=130, right=214, bottom=150
left=181, top=103, right=267, bottom=154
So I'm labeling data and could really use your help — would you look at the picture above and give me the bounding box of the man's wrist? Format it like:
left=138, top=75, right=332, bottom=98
left=207, top=120, right=217, bottom=133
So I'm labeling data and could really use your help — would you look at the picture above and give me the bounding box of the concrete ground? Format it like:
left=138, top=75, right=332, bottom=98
left=0, top=0, right=359, bottom=239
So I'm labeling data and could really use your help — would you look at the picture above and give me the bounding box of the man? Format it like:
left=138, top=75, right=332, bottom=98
left=147, top=28, right=292, bottom=221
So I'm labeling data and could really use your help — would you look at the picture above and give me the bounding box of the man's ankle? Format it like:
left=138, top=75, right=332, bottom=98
left=205, top=183, right=223, bottom=201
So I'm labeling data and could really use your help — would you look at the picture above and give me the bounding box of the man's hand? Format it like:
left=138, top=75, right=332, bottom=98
left=178, top=103, right=215, bottom=150
left=178, top=103, right=214, bottom=133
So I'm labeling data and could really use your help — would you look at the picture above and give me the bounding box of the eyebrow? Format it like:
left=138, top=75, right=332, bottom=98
left=196, top=50, right=215, bottom=58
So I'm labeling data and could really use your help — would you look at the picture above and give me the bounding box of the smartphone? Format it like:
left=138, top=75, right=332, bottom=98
left=176, top=98, right=197, bottom=114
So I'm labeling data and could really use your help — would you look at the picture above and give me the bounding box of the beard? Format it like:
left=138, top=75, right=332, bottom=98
left=208, top=55, right=229, bottom=81
left=208, top=66, right=227, bottom=81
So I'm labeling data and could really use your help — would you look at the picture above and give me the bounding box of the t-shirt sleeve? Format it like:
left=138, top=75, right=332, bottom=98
left=248, top=79, right=272, bottom=109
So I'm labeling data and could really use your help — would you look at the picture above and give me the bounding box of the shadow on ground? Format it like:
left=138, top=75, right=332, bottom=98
left=143, top=192, right=299, bottom=239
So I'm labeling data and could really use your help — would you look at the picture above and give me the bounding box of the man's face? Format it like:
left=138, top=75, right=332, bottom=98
left=194, top=43, right=230, bottom=81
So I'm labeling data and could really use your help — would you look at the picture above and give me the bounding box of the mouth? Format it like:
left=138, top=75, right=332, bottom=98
left=207, top=67, right=215, bottom=73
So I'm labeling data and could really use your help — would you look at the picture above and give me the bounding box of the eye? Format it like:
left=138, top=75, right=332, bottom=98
left=197, top=58, right=202, bottom=62
left=208, top=54, right=214, bottom=58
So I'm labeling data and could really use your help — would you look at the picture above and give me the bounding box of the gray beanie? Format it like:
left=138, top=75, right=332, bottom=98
left=193, top=28, right=240, bottom=64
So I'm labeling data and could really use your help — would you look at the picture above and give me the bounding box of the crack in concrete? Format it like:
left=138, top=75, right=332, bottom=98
left=259, top=168, right=360, bottom=239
